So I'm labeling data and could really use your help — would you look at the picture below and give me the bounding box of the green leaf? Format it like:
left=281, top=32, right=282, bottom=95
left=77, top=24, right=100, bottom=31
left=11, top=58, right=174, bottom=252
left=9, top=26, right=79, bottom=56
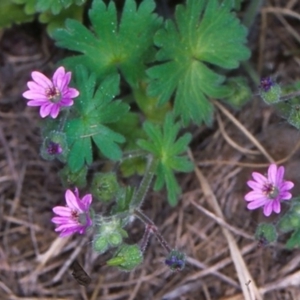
left=36, top=0, right=85, bottom=15
left=39, top=3, right=84, bottom=36
left=278, top=201, right=300, bottom=232
left=65, top=66, right=129, bottom=172
left=286, top=229, right=300, bottom=249
left=107, top=244, right=143, bottom=271
left=53, top=0, right=162, bottom=86
left=0, top=1, right=34, bottom=28
left=110, top=111, right=147, bottom=177
left=137, top=113, right=193, bottom=205
left=147, top=0, right=250, bottom=125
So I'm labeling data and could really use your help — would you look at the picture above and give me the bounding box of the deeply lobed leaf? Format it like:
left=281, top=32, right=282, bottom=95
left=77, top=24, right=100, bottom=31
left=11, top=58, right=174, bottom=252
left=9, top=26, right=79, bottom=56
left=53, top=0, right=162, bottom=86
left=147, top=0, right=250, bottom=126
left=64, top=66, right=129, bottom=172
left=137, top=114, right=193, bottom=205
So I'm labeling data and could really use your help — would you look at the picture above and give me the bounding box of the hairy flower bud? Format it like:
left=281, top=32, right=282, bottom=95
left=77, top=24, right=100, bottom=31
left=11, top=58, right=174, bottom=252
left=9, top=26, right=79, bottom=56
left=106, top=244, right=143, bottom=271
left=41, top=131, right=68, bottom=162
left=91, top=172, right=119, bottom=203
left=93, top=218, right=128, bottom=253
left=165, top=249, right=186, bottom=271
left=259, top=77, right=282, bottom=104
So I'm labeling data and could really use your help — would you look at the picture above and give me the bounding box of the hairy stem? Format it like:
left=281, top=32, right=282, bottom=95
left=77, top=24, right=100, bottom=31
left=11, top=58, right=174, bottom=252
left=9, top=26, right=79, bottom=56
left=130, top=155, right=157, bottom=209
left=134, top=209, right=172, bottom=253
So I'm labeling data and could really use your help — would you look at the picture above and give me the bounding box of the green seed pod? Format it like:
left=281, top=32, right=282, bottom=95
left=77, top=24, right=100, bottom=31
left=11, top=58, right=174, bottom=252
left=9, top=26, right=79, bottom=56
left=106, top=244, right=143, bottom=271
left=255, top=223, right=277, bottom=245
left=259, top=78, right=282, bottom=104
left=40, top=130, right=69, bottom=162
left=108, top=232, right=123, bottom=247
left=91, top=172, right=119, bottom=203
left=93, top=236, right=108, bottom=253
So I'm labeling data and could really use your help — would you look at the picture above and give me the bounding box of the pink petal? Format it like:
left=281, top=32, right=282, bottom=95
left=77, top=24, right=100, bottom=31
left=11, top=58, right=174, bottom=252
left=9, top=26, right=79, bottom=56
left=40, top=103, right=53, bottom=118
left=23, top=90, right=48, bottom=100
left=51, top=216, right=71, bottom=224
left=64, top=88, right=79, bottom=98
left=50, top=104, right=60, bottom=118
left=74, top=188, right=80, bottom=198
left=27, top=81, right=46, bottom=92
left=55, top=222, right=80, bottom=230
left=280, top=181, right=294, bottom=190
left=280, top=192, right=292, bottom=200
left=27, top=99, right=49, bottom=106
left=65, top=189, right=82, bottom=212
left=31, top=71, right=52, bottom=88
left=263, top=201, right=273, bottom=217
left=276, top=166, right=284, bottom=185
left=81, top=194, right=92, bottom=209
left=252, top=172, right=267, bottom=184
left=58, top=72, right=71, bottom=91
left=247, top=180, right=263, bottom=190
left=53, top=206, right=72, bottom=216
left=268, top=164, right=277, bottom=184
left=244, top=191, right=265, bottom=201
left=272, top=200, right=281, bottom=213
left=60, top=98, right=74, bottom=106
left=52, top=67, right=65, bottom=87
left=247, top=198, right=269, bottom=210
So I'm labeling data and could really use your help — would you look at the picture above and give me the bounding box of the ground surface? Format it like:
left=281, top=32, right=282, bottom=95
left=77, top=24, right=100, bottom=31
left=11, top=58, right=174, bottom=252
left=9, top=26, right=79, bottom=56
left=1, top=1, right=300, bottom=299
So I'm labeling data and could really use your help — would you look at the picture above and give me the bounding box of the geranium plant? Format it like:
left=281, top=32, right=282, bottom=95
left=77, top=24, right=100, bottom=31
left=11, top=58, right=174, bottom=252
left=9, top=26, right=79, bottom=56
left=21, top=0, right=251, bottom=274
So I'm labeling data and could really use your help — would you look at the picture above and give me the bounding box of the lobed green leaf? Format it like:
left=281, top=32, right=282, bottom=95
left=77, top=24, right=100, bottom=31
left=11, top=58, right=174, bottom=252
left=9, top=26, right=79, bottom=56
left=137, top=113, right=193, bottom=205
left=64, top=66, right=129, bottom=172
left=147, top=0, right=250, bottom=125
left=53, top=0, right=162, bottom=86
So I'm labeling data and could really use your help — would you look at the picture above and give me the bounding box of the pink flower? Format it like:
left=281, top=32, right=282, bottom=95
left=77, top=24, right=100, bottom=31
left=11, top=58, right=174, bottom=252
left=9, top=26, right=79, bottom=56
left=23, top=66, right=79, bottom=118
left=245, top=164, right=294, bottom=217
left=52, top=188, right=93, bottom=237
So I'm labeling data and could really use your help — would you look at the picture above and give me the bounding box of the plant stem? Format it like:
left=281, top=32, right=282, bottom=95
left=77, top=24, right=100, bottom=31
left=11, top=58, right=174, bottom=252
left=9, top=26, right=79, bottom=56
left=130, top=155, right=157, bottom=209
left=58, top=108, right=70, bottom=131
left=134, top=209, right=172, bottom=253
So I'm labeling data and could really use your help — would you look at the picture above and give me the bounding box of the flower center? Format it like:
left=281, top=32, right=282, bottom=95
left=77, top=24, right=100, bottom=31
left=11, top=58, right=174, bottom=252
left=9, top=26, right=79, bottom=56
left=47, top=141, right=62, bottom=155
left=262, top=182, right=279, bottom=199
left=260, top=77, right=273, bottom=92
left=71, top=210, right=88, bottom=226
left=46, top=86, right=61, bottom=103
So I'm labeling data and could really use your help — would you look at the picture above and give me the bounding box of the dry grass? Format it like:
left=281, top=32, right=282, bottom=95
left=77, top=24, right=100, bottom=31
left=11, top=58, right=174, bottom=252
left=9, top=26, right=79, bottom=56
left=1, top=0, right=300, bottom=299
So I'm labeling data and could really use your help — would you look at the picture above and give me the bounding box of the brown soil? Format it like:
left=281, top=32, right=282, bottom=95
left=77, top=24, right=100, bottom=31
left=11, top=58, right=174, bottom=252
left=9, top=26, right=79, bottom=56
left=1, top=1, right=300, bottom=299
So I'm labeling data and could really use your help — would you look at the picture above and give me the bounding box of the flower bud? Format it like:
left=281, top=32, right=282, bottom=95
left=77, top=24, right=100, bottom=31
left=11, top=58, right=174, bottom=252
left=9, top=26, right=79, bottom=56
left=91, top=172, right=119, bottom=203
left=259, top=77, right=281, bottom=104
left=93, top=218, right=128, bottom=253
left=40, top=131, right=68, bottom=162
left=106, top=244, right=143, bottom=271
left=255, top=223, right=277, bottom=245
left=165, top=249, right=186, bottom=271
left=93, top=236, right=109, bottom=253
